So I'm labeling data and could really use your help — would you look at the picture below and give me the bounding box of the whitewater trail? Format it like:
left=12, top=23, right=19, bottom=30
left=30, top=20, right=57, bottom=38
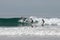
left=0, top=26, right=60, bottom=36
left=29, top=16, right=60, bottom=26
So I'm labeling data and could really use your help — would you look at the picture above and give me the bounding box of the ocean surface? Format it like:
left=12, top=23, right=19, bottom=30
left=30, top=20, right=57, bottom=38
left=0, top=16, right=60, bottom=26
left=0, top=16, right=60, bottom=40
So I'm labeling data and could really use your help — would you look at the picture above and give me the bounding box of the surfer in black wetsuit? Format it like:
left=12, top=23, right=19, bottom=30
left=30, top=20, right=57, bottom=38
left=30, top=18, right=34, bottom=28
left=41, top=19, right=45, bottom=26
left=20, top=17, right=26, bottom=22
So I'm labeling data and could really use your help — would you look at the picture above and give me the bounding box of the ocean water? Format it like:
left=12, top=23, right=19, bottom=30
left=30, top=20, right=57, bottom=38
left=0, top=16, right=60, bottom=26
left=0, top=16, right=60, bottom=40
left=0, top=26, right=60, bottom=40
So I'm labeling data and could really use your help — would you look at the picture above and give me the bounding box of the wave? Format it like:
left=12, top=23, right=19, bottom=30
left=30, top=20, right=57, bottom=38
left=0, top=17, right=31, bottom=26
left=0, top=16, right=60, bottom=26
left=0, top=27, right=60, bottom=36
left=29, top=16, right=60, bottom=26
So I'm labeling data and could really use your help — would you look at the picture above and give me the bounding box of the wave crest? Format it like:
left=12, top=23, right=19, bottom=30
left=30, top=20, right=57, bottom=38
left=29, top=16, right=60, bottom=26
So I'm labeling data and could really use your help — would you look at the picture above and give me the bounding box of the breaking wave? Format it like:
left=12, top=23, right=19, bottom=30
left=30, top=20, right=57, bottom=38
left=0, top=27, right=60, bottom=36
left=0, top=16, right=60, bottom=26
left=29, top=16, right=60, bottom=26
left=0, top=16, right=60, bottom=36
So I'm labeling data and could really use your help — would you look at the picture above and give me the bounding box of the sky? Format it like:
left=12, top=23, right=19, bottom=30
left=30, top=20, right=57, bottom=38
left=0, top=0, right=60, bottom=17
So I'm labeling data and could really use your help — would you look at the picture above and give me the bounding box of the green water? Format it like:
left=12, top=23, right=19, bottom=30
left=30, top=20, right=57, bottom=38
left=0, top=18, right=31, bottom=27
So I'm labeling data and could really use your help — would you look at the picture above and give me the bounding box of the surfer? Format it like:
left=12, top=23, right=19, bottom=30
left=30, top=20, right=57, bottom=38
left=41, top=19, right=45, bottom=26
left=20, top=17, right=26, bottom=22
left=30, top=18, right=34, bottom=28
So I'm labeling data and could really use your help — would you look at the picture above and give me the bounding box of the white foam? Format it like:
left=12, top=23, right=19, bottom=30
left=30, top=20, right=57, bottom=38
left=29, top=16, right=60, bottom=26
left=0, top=27, right=60, bottom=36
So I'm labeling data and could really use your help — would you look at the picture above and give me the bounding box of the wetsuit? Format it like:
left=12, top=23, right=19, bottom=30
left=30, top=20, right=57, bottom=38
left=42, top=19, right=45, bottom=26
left=30, top=19, right=34, bottom=27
